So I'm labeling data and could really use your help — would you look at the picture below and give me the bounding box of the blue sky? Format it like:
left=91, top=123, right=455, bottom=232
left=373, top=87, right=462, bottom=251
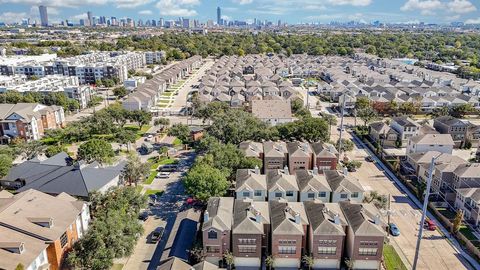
left=0, top=0, right=479, bottom=24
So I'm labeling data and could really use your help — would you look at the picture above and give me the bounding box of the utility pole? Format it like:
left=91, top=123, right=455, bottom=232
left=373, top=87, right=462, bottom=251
left=338, top=94, right=347, bottom=159
left=412, top=156, right=437, bottom=270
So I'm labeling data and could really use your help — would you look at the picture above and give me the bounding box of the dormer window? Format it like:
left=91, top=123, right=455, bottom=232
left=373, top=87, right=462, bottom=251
left=0, top=242, right=25, bottom=254
left=28, top=217, right=54, bottom=228
left=208, top=230, right=218, bottom=240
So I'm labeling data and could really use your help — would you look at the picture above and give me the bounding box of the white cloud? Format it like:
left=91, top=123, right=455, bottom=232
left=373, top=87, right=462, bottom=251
left=232, top=0, right=253, bottom=4
left=221, top=15, right=231, bottom=21
left=0, top=11, right=27, bottom=23
left=138, top=10, right=153, bottom=15
left=465, top=18, right=480, bottom=24
left=401, top=0, right=443, bottom=12
left=447, top=0, right=477, bottom=14
left=327, top=0, right=372, bottom=6
left=116, top=0, right=153, bottom=8
left=71, top=13, right=87, bottom=20
left=155, top=0, right=200, bottom=16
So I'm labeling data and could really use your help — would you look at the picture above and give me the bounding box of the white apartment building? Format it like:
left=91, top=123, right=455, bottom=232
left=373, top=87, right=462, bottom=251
left=145, top=51, right=166, bottom=64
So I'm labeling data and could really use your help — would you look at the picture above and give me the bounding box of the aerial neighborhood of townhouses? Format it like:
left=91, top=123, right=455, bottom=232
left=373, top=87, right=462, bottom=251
left=0, top=2, right=480, bottom=270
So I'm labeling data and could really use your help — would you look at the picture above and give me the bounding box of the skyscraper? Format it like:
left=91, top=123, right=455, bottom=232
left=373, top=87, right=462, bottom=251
left=38, top=6, right=48, bottom=27
left=217, top=7, right=221, bottom=26
left=87, top=11, right=93, bottom=26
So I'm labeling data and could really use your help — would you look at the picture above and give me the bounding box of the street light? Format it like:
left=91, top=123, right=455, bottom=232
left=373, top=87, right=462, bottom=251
left=412, top=155, right=439, bottom=270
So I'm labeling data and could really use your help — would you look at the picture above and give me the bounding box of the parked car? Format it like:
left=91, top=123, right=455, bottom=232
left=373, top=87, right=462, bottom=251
left=389, top=223, right=400, bottom=236
left=159, top=164, right=178, bottom=172
left=138, top=211, right=149, bottom=221
left=365, top=156, right=374, bottom=162
left=150, top=227, right=165, bottom=243
left=424, top=219, right=437, bottom=231
left=157, top=172, right=171, bottom=179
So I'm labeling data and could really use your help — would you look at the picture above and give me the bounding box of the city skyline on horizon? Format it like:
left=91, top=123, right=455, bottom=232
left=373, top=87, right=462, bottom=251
left=0, top=0, right=479, bottom=26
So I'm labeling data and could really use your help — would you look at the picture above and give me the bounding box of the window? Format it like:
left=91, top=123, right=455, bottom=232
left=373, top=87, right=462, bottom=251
left=206, top=246, right=220, bottom=253
left=307, top=193, right=315, bottom=198
left=279, top=246, right=296, bottom=254
left=318, top=246, right=337, bottom=255
left=278, top=239, right=296, bottom=245
left=239, top=245, right=257, bottom=253
left=208, top=230, right=218, bottom=239
left=351, top=192, right=359, bottom=198
left=254, top=190, right=262, bottom=196
left=60, top=232, right=68, bottom=248
left=239, top=238, right=256, bottom=244
left=319, top=192, right=326, bottom=198
left=319, top=239, right=337, bottom=245
left=286, top=191, right=294, bottom=197
left=359, top=248, right=378, bottom=256
left=275, top=192, right=283, bottom=198
left=242, top=191, right=250, bottom=197
left=340, top=193, right=348, bottom=199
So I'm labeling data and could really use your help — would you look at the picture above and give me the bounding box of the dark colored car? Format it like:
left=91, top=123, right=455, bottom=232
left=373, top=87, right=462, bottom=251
left=150, top=227, right=165, bottom=243
left=365, top=156, right=374, bottom=162
left=389, top=223, right=400, bottom=236
left=138, top=211, right=149, bottom=221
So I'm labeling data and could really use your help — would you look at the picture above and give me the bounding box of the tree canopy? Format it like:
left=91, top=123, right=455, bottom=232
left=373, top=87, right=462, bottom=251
left=77, top=139, right=115, bottom=164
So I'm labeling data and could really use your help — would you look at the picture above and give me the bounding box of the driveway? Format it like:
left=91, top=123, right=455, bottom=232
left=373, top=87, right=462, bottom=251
left=349, top=133, right=477, bottom=270
left=121, top=151, right=196, bottom=270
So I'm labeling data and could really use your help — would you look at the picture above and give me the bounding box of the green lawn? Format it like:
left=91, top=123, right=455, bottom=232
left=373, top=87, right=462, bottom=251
left=145, top=189, right=164, bottom=196
left=144, top=171, right=157, bottom=184
left=173, top=138, right=182, bottom=146
left=158, top=99, right=170, bottom=104
left=460, top=226, right=478, bottom=241
left=149, top=157, right=176, bottom=171
left=111, top=264, right=124, bottom=270
left=157, top=104, right=169, bottom=108
left=383, top=245, right=408, bottom=270
left=437, top=207, right=456, bottom=220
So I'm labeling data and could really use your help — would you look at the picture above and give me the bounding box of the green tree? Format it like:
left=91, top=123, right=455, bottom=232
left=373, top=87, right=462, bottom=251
left=0, top=154, right=12, bottom=178
left=303, top=254, right=315, bottom=270
left=121, top=154, right=150, bottom=186
left=128, top=110, right=152, bottom=129
left=77, top=139, right=115, bottom=164
left=112, top=86, right=128, bottom=98
left=265, top=255, right=275, bottom=270
left=15, top=263, right=25, bottom=270
left=154, top=118, right=170, bottom=127
left=168, top=123, right=191, bottom=143
left=452, top=209, right=464, bottom=234
left=17, top=141, right=46, bottom=160
left=355, top=96, right=371, bottom=111
left=114, top=129, right=136, bottom=151
left=336, top=138, right=354, bottom=152
left=183, top=163, right=229, bottom=202
left=450, top=103, right=474, bottom=118
left=45, top=145, right=67, bottom=158
left=357, top=106, right=377, bottom=127
left=276, top=117, right=329, bottom=142
left=223, top=251, right=235, bottom=270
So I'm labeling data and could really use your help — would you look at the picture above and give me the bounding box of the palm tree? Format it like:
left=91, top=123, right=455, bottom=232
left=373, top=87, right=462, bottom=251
left=223, top=251, right=234, bottom=270
left=302, top=254, right=315, bottom=270
left=345, top=257, right=355, bottom=270
left=265, top=255, right=275, bottom=270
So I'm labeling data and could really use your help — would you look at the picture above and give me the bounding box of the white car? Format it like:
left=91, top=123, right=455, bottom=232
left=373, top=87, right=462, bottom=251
left=157, top=172, right=171, bottom=179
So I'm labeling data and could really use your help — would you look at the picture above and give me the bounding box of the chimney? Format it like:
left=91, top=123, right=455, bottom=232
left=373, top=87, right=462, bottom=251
left=284, top=165, right=289, bottom=175
left=294, top=213, right=301, bottom=224
left=374, top=214, right=381, bottom=225
left=334, top=214, right=340, bottom=225
left=254, top=165, right=260, bottom=174
left=204, top=211, right=209, bottom=222
left=313, top=166, right=319, bottom=175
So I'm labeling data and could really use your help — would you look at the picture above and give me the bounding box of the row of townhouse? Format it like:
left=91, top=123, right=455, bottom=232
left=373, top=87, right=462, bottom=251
left=370, top=115, right=480, bottom=150
left=235, top=168, right=365, bottom=204
left=0, top=51, right=152, bottom=84
left=0, top=189, right=90, bottom=270
left=122, top=56, right=202, bottom=112
left=239, top=141, right=339, bottom=175
left=406, top=149, right=480, bottom=227
left=203, top=197, right=385, bottom=270
left=0, top=103, right=65, bottom=144
left=0, top=75, right=93, bottom=109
